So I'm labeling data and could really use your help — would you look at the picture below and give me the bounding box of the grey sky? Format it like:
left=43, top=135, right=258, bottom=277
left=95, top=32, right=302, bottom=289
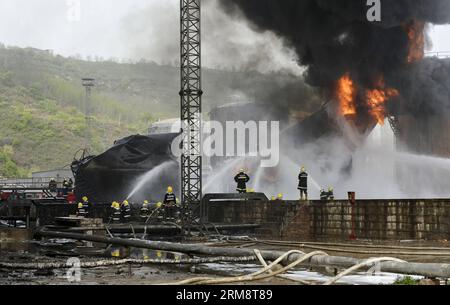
left=0, top=0, right=448, bottom=73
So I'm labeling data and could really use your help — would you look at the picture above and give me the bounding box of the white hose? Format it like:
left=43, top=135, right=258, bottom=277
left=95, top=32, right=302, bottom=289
left=323, top=257, right=406, bottom=285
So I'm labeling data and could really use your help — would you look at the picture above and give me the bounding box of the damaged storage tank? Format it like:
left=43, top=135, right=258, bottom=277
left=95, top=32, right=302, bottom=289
left=72, top=133, right=180, bottom=204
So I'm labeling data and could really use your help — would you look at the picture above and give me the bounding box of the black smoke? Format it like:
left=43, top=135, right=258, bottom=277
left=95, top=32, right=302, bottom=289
left=219, top=0, right=450, bottom=116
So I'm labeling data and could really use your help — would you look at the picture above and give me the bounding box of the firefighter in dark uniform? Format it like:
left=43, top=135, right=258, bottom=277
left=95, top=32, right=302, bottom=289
left=67, top=178, right=74, bottom=192
left=320, top=189, right=328, bottom=201
left=111, top=201, right=121, bottom=223
left=81, top=196, right=90, bottom=217
left=163, top=186, right=177, bottom=221
left=121, top=200, right=132, bottom=223
left=62, top=179, right=70, bottom=196
left=327, top=187, right=335, bottom=200
left=49, top=178, right=58, bottom=193
left=298, top=167, right=308, bottom=200
left=234, top=169, right=250, bottom=194
left=140, top=200, right=150, bottom=220
left=77, top=202, right=86, bottom=217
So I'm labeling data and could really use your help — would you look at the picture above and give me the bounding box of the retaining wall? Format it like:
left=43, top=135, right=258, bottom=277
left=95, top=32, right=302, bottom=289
left=207, top=199, right=450, bottom=241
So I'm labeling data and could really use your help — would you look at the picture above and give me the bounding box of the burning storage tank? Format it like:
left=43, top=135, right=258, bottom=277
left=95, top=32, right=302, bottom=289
left=72, top=133, right=179, bottom=204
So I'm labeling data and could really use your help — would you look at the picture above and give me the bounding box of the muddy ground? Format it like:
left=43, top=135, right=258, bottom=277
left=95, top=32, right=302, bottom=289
left=1, top=228, right=450, bottom=285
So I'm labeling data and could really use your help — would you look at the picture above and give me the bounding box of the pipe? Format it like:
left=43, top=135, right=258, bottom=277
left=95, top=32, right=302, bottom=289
left=35, top=230, right=450, bottom=278
left=48, top=224, right=260, bottom=234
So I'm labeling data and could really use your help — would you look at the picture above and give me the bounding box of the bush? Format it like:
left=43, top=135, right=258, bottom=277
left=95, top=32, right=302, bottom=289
left=393, top=276, right=419, bottom=285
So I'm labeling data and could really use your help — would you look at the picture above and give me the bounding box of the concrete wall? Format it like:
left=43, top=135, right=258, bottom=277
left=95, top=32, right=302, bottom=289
left=207, top=199, right=450, bottom=241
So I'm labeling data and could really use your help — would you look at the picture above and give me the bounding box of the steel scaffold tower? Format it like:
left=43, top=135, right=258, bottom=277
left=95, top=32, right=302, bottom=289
left=180, top=0, right=202, bottom=209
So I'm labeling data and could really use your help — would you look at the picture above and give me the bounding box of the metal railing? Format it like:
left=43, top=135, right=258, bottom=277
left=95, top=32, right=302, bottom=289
left=425, top=51, right=450, bottom=59
left=0, top=177, right=72, bottom=189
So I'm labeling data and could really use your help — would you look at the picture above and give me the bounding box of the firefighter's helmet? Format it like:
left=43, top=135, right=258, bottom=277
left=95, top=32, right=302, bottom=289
left=167, top=186, right=173, bottom=193
left=82, top=196, right=88, bottom=202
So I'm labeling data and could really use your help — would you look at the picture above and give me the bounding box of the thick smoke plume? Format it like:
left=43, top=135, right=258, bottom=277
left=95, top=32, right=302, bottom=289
left=206, top=0, right=450, bottom=199
left=219, top=0, right=450, bottom=117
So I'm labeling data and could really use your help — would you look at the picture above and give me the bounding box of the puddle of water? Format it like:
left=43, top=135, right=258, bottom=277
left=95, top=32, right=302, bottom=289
left=0, top=228, right=33, bottom=252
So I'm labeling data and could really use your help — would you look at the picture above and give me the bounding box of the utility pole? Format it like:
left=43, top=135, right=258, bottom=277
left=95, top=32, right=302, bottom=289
left=180, top=0, right=202, bottom=213
left=82, top=78, right=95, bottom=151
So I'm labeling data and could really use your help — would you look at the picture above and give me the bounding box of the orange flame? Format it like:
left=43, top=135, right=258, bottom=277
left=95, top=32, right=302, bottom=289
left=406, top=21, right=425, bottom=64
left=366, top=85, right=399, bottom=125
left=337, top=74, right=399, bottom=125
left=337, top=73, right=356, bottom=116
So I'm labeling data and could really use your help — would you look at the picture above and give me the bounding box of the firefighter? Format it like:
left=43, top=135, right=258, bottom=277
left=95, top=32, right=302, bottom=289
left=163, top=186, right=177, bottom=221
left=320, top=189, right=328, bottom=201
left=67, top=178, right=74, bottom=191
left=77, top=201, right=86, bottom=217
left=81, top=196, right=90, bottom=218
left=49, top=178, right=58, bottom=193
left=140, top=200, right=150, bottom=220
left=234, top=169, right=250, bottom=194
left=62, top=178, right=70, bottom=196
left=111, top=201, right=121, bottom=223
left=121, top=200, right=132, bottom=223
left=155, top=201, right=164, bottom=221
left=298, top=167, right=308, bottom=200
left=328, top=187, right=335, bottom=200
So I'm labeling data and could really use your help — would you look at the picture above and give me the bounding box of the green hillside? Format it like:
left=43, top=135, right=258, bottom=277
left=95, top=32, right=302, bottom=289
left=0, top=45, right=320, bottom=177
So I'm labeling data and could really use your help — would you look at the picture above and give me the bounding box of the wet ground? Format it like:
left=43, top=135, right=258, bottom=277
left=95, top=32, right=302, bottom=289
left=1, top=228, right=449, bottom=285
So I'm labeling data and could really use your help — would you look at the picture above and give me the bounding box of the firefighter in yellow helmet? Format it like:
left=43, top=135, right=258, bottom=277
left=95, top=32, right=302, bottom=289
left=121, top=200, right=132, bottom=223
left=234, top=169, right=250, bottom=194
left=78, top=196, right=90, bottom=218
left=77, top=202, right=86, bottom=217
left=163, top=186, right=177, bottom=221
left=140, top=200, right=150, bottom=220
left=155, top=202, right=164, bottom=221
left=111, top=201, right=121, bottom=223
left=298, top=166, right=308, bottom=200
left=328, top=187, right=335, bottom=200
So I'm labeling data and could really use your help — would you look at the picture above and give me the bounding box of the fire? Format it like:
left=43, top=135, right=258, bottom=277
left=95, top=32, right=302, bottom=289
left=336, top=74, right=399, bottom=125
left=337, top=73, right=356, bottom=116
left=366, top=76, right=399, bottom=125
left=406, top=21, right=425, bottom=64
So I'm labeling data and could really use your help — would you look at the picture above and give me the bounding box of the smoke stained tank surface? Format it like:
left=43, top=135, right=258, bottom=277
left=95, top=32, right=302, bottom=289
left=74, top=134, right=180, bottom=203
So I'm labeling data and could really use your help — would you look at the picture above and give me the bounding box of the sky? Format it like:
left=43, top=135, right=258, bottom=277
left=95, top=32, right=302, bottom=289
left=0, top=0, right=449, bottom=73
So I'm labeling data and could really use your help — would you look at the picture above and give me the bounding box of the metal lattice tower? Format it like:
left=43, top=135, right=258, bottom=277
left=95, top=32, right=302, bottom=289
left=82, top=78, right=95, bottom=150
left=180, top=0, right=202, bottom=207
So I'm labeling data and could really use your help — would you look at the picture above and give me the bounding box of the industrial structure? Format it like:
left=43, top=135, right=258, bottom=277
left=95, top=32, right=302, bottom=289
left=180, top=0, right=203, bottom=212
left=81, top=78, right=95, bottom=151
